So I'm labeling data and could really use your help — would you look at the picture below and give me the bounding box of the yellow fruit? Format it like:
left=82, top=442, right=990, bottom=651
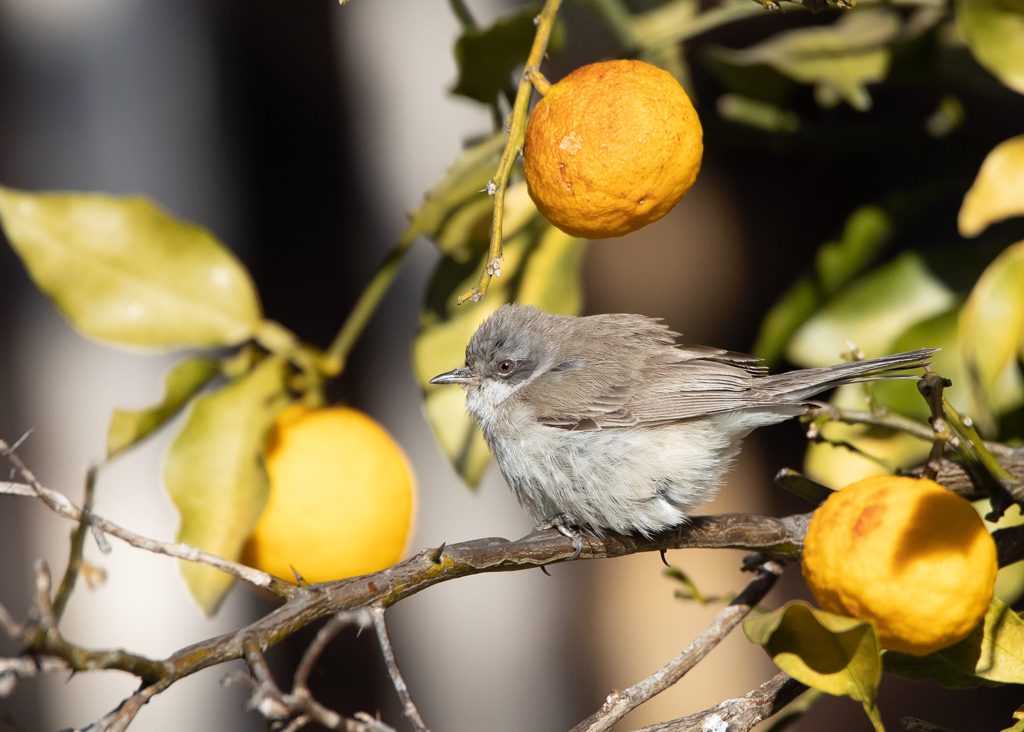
left=802, top=475, right=997, bottom=656
left=523, top=59, right=703, bottom=239
left=242, top=405, right=416, bottom=583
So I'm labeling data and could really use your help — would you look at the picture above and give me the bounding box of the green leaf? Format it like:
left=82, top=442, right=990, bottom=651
left=107, top=356, right=221, bottom=459
left=164, top=356, right=289, bottom=614
left=0, top=186, right=262, bottom=349
left=708, top=9, right=901, bottom=111
left=885, top=597, right=1024, bottom=687
left=1002, top=705, right=1024, bottom=732
left=959, top=135, right=1024, bottom=238
left=451, top=5, right=566, bottom=104
left=744, top=601, right=882, bottom=708
left=874, top=304, right=1024, bottom=433
left=956, top=0, right=1024, bottom=96
left=716, top=93, right=800, bottom=133
left=816, top=206, right=892, bottom=295
left=753, top=275, right=819, bottom=365
left=960, top=240, right=1024, bottom=408
left=414, top=299, right=501, bottom=488
left=804, top=400, right=933, bottom=488
left=414, top=218, right=585, bottom=487
left=516, top=224, right=586, bottom=315
left=787, top=252, right=955, bottom=368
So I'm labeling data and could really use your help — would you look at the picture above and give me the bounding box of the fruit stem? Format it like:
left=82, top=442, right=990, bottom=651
left=525, top=67, right=552, bottom=96
left=324, top=226, right=419, bottom=373
left=456, top=0, right=564, bottom=305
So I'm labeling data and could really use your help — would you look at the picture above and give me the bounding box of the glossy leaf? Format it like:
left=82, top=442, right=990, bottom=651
left=709, top=10, right=901, bottom=110
left=959, top=135, right=1024, bottom=238
left=744, top=601, right=882, bottom=705
left=787, top=252, right=955, bottom=368
left=107, top=356, right=221, bottom=459
left=164, top=356, right=289, bottom=614
left=0, top=186, right=262, bottom=349
left=452, top=5, right=566, bottom=104
left=415, top=220, right=585, bottom=487
left=956, top=0, right=1024, bottom=95
left=960, top=240, right=1024, bottom=412
left=885, top=597, right=1024, bottom=687
left=816, top=206, right=892, bottom=295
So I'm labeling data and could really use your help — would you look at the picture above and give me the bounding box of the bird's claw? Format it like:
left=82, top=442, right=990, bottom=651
left=536, top=514, right=583, bottom=560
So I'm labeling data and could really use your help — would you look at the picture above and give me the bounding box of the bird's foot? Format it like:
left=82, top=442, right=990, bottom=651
left=535, top=514, right=583, bottom=560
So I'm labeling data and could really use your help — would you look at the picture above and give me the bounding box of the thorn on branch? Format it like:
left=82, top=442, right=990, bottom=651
left=427, top=543, right=446, bottom=565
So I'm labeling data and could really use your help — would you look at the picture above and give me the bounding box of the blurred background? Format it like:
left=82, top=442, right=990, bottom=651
left=0, top=1, right=1021, bottom=731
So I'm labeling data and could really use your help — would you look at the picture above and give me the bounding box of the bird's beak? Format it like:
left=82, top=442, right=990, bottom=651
left=430, top=367, right=475, bottom=385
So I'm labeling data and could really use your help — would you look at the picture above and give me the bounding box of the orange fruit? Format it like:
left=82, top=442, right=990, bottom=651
left=523, top=59, right=703, bottom=239
left=242, top=404, right=416, bottom=583
left=802, top=475, right=997, bottom=656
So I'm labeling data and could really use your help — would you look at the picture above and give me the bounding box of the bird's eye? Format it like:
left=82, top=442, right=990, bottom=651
left=497, top=359, right=517, bottom=376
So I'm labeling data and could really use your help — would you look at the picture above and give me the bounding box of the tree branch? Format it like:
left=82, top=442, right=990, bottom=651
left=634, top=672, right=808, bottom=732
left=571, top=561, right=784, bottom=732
left=0, top=440, right=294, bottom=597
left=371, top=606, right=429, bottom=732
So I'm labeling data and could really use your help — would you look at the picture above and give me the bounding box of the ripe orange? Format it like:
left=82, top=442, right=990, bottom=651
left=523, top=59, right=703, bottom=239
left=242, top=404, right=416, bottom=583
left=802, top=475, right=997, bottom=656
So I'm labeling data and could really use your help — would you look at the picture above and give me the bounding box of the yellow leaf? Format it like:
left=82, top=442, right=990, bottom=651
left=0, top=187, right=261, bottom=349
left=164, top=357, right=288, bottom=614
left=959, top=134, right=1024, bottom=237
left=960, top=240, right=1024, bottom=409
left=956, top=0, right=1024, bottom=96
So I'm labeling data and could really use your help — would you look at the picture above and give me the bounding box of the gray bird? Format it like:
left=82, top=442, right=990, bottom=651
left=431, top=304, right=936, bottom=539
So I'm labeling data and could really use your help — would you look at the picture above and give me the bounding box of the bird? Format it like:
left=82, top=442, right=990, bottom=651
left=430, top=304, right=936, bottom=541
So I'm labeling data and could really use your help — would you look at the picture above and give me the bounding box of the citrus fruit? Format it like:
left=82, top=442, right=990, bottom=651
left=802, top=475, right=997, bottom=656
left=523, top=59, right=703, bottom=239
left=242, top=404, right=416, bottom=583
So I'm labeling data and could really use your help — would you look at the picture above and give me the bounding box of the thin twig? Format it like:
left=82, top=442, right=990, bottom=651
left=0, top=656, right=70, bottom=698
left=457, top=0, right=563, bottom=304
left=294, top=610, right=372, bottom=692
left=53, top=465, right=100, bottom=622
left=634, top=672, right=809, bottom=732
left=920, top=373, right=953, bottom=480
left=0, top=441, right=292, bottom=597
left=371, top=606, right=429, bottom=732
left=0, top=599, right=22, bottom=637
left=18, top=561, right=170, bottom=684
left=571, top=561, right=784, bottom=732
left=230, top=635, right=393, bottom=732
left=81, top=684, right=160, bottom=732
left=323, top=226, right=420, bottom=374
left=808, top=403, right=1015, bottom=457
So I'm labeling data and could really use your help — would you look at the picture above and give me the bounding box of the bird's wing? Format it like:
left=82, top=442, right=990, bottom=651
left=526, top=338, right=787, bottom=431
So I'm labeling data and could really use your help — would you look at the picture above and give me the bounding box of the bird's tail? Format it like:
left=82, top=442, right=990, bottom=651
left=761, top=348, right=938, bottom=401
